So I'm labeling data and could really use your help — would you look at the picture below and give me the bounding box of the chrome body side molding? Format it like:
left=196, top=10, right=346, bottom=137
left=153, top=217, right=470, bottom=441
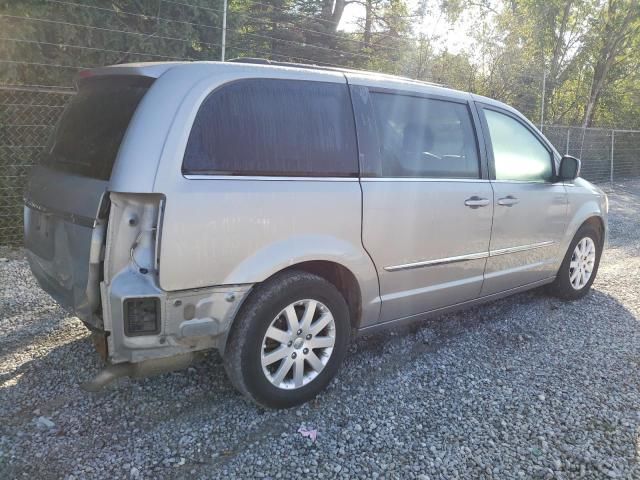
left=384, top=251, right=489, bottom=272
left=384, top=241, right=555, bottom=272
left=488, top=240, right=555, bottom=257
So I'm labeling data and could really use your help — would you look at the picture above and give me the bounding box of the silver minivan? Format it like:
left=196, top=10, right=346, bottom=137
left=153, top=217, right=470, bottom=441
left=24, top=60, right=608, bottom=408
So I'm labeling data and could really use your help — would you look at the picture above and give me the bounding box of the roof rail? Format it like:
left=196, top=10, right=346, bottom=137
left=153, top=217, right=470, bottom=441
left=228, top=57, right=443, bottom=88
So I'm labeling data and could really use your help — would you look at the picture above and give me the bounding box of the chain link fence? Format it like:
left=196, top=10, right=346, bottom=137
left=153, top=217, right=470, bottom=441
left=0, top=87, right=640, bottom=245
left=542, top=125, right=640, bottom=183
left=1, top=90, right=639, bottom=246
left=0, top=86, right=73, bottom=245
left=1, top=0, right=640, bottom=246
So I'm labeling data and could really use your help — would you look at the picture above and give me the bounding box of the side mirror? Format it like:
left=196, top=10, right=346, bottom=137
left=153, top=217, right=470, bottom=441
left=558, top=155, right=581, bottom=181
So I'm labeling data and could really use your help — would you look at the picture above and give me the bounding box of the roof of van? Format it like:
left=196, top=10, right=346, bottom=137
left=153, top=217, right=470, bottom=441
left=80, top=59, right=515, bottom=113
left=83, top=59, right=437, bottom=85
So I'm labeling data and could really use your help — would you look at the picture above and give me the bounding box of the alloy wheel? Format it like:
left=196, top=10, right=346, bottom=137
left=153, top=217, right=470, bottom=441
left=260, top=299, right=336, bottom=390
left=569, top=237, right=596, bottom=290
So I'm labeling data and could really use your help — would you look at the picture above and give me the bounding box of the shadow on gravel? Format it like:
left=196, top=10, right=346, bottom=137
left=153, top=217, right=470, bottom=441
left=352, top=286, right=554, bottom=353
left=344, top=286, right=640, bottom=391
left=0, top=307, right=74, bottom=364
left=3, top=286, right=638, bottom=405
left=2, top=284, right=640, bottom=478
left=2, top=183, right=640, bottom=478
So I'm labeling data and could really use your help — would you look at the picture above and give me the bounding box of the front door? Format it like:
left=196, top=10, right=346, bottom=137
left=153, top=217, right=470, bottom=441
left=477, top=105, right=568, bottom=296
left=351, top=85, right=494, bottom=323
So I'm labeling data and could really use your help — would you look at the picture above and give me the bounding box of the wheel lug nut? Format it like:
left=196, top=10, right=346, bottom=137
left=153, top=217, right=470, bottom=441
left=306, top=334, right=312, bottom=340
left=291, top=352, right=297, bottom=359
left=287, top=341, right=293, bottom=347
left=296, top=329, right=302, bottom=335
left=303, top=348, right=309, bottom=354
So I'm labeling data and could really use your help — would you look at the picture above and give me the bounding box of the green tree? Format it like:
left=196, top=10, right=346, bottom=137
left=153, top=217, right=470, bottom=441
left=580, top=0, right=640, bottom=126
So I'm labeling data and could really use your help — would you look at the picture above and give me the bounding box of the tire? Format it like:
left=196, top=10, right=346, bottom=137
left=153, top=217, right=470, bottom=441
left=550, top=223, right=603, bottom=300
left=223, top=270, right=351, bottom=409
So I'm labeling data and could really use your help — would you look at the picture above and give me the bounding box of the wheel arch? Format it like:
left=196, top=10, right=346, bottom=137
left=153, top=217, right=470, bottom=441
left=581, top=215, right=605, bottom=246
left=279, top=260, right=363, bottom=332
left=562, top=197, right=607, bottom=251
left=219, top=258, right=371, bottom=356
left=550, top=213, right=604, bottom=300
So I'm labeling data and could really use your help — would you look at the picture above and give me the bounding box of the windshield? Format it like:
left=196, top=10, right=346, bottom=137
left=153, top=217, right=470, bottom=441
left=44, top=76, right=153, bottom=181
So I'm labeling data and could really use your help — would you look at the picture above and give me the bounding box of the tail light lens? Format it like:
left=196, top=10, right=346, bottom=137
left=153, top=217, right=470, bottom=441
left=124, top=297, right=160, bottom=336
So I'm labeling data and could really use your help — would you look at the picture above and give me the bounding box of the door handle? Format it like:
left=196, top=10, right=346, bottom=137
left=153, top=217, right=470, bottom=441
left=464, top=196, right=490, bottom=208
left=497, top=195, right=519, bottom=207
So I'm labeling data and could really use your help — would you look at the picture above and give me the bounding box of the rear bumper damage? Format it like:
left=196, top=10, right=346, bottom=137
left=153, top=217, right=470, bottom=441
left=26, top=189, right=253, bottom=390
left=82, top=279, right=251, bottom=390
left=101, top=272, right=252, bottom=364
left=98, top=193, right=253, bottom=369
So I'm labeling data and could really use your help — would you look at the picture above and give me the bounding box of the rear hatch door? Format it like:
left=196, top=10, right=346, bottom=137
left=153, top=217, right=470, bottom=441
left=24, top=75, right=153, bottom=323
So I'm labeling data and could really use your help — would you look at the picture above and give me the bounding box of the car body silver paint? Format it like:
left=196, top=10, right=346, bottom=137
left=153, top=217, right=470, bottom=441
left=359, top=276, right=555, bottom=335
left=480, top=181, right=568, bottom=296
left=358, top=178, right=494, bottom=322
left=561, top=178, right=609, bottom=249
left=23, top=60, right=608, bottom=368
left=149, top=65, right=381, bottom=327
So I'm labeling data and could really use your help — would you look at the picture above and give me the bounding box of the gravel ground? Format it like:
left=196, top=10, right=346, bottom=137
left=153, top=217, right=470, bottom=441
left=2, top=181, right=640, bottom=480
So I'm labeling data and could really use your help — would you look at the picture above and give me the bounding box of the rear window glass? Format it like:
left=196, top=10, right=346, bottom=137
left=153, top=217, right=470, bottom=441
left=44, top=77, right=152, bottom=181
left=183, top=79, right=358, bottom=177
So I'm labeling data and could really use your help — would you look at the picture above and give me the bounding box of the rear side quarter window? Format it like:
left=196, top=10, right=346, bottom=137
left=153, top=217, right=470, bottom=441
left=183, top=79, right=358, bottom=177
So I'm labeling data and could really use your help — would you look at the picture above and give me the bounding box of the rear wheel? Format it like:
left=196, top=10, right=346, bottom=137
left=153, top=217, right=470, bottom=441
left=550, top=223, right=602, bottom=300
left=223, top=270, right=350, bottom=409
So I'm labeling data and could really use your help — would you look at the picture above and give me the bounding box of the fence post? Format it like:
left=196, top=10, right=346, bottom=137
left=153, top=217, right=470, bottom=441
left=540, top=69, right=546, bottom=130
left=610, top=129, right=615, bottom=185
left=221, top=0, right=228, bottom=61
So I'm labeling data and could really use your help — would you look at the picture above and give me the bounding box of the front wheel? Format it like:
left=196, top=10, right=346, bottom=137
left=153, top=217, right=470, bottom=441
left=223, top=270, right=351, bottom=409
left=550, top=223, right=603, bottom=300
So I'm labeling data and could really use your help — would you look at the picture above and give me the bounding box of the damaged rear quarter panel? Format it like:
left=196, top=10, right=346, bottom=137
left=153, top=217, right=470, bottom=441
left=151, top=67, right=380, bottom=326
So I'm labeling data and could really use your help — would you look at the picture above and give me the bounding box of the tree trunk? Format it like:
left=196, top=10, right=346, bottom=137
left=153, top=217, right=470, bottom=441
left=321, top=0, right=347, bottom=33
left=582, top=50, right=618, bottom=127
left=581, top=0, right=638, bottom=127
left=364, top=0, right=373, bottom=48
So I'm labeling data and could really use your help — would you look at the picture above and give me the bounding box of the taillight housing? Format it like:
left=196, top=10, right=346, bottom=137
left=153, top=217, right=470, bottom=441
left=124, top=297, right=160, bottom=336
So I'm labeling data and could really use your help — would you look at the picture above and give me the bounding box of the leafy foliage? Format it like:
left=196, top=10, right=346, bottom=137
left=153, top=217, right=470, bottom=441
left=0, top=0, right=639, bottom=245
left=0, top=0, right=638, bottom=125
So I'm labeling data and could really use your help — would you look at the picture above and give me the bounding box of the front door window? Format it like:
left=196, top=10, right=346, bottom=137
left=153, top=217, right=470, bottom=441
left=483, top=109, right=553, bottom=182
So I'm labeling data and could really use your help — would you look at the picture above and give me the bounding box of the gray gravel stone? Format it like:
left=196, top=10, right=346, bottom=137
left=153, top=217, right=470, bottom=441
left=2, top=181, right=640, bottom=479
left=34, top=416, right=55, bottom=429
